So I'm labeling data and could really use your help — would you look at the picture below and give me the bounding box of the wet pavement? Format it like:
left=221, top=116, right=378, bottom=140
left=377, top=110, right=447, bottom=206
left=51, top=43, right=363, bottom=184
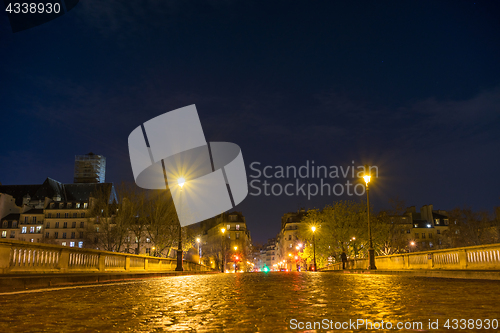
left=0, top=272, right=499, bottom=332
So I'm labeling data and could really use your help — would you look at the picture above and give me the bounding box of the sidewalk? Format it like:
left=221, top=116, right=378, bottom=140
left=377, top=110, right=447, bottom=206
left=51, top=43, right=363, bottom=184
left=321, top=269, right=500, bottom=280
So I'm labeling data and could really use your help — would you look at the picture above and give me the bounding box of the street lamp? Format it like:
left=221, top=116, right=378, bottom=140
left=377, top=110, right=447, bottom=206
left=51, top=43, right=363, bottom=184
left=221, top=228, right=226, bottom=273
left=152, top=246, right=155, bottom=257
left=196, top=237, right=201, bottom=264
left=311, top=226, right=317, bottom=271
left=175, top=177, right=185, bottom=271
left=364, top=169, right=377, bottom=270
left=233, top=246, right=238, bottom=273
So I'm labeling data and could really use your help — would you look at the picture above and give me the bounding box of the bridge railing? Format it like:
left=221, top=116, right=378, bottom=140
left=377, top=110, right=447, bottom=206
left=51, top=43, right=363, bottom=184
left=0, top=240, right=213, bottom=274
left=324, top=243, right=500, bottom=271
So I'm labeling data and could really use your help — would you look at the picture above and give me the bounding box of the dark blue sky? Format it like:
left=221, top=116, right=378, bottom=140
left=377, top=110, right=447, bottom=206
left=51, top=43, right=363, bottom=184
left=1, top=1, right=499, bottom=243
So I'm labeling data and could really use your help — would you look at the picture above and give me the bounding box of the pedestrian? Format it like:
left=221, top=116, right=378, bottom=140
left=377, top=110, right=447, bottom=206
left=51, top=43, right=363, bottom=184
left=341, top=251, right=347, bottom=270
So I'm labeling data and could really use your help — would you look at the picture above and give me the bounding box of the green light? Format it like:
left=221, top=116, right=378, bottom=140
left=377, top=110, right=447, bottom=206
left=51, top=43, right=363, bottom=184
left=263, top=266, right=269, bottom=273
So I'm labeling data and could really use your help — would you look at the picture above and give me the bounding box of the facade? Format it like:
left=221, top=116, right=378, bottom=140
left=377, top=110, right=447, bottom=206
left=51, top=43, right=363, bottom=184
left=198, top=211, right=252, bottom=272
left=264, top=238, right=278, bottom=270
left=389, top=205, right=449, bottom=252
left=276, top=209, right=307, bottom=271
left=0, top=178, right=116, bottom=248
left=74, top=152, right=106, bottom=183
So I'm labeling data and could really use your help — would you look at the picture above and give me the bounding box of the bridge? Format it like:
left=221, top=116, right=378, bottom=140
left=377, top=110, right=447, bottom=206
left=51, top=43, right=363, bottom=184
left=0, top=240, right=499, bottom=332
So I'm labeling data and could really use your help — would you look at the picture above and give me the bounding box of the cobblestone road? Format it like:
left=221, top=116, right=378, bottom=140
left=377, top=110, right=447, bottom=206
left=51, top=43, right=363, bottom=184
left=0, top=272, right=499, bottom=332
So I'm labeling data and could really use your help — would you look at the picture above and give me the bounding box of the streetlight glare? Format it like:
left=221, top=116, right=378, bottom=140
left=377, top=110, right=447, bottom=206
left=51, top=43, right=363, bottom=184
left=311, top=226, right=316, bottom=232
left=221, top=228, right=225, bottom=234
left=363, top=175, right=371, bottom=184
left=234, top=246, right=238, bottom=251
left=178, top=177, right=186, bottom=188
left=196, top=238, right=200, bottom=243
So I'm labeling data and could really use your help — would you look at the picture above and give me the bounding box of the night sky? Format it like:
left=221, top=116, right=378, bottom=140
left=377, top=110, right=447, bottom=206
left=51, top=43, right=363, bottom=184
left=1, top=1, right=499, bottom=243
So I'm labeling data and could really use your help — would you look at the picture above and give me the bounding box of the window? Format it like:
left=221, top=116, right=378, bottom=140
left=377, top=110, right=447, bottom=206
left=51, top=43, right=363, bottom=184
left=2, top=221, right=7, bottom=228
left=72, top=222, right=76, bottom=228
left=30, top=239, right=34, bottom=243
left=24, top=216, right=29, bottom=223
left=32, top=217, right=37, bottom=224
left=406, top=229, right=411, bottom=234
left=227, top=224, right=230, bottom=230
left=146, top=238, right=151, bottom=243
left=47, top=213, right=52, bottom=218
left=63, top=222, right=67, bottom=228
left=230, top=215, right=237, bottom=221
left=429, top=242, right=433, bottom=248
left=1, top=231, right=6, bottom=238
left=435, top=219, right=440, bottom=225
left=45, top=232, right=49, bottom=238
left=79, top=232, right=84, bottom=239
left=76, top=203, right=80, bottom=209
left=50, top=203, right=55, bottom=208
left=65, top=213, right=69, bottom=218
left=78, top=241, right=83, bottom=248
left=59, top=203, right=64, bottom=208
left=61, top=242, right=66, bottom=246
left=12, top=221, right=17, bottom=228
left=96, top=227, right=99, bottom=232
left=67, top=203, right=72, bottom=208
left=437, top=230, right=440, bottom=234
left=289, top=244, right=292, bottom=248
left=70, top=242, right=75, bottom=247
left=73, top=213, right=77, bottom=218
left=55, top=222, right=59, bottom=228
left=415, top=233, right=419, bottom=239
left=80, top=222, right=84, bottom=228
left=288, top=235, right=292, bottom=241
left=29, top=226, right=35, bottom=234
left=71, top=232, right=75, bottom=239
left=56, top=213, right=60, bottom=218
left=414, top=224, right=418, bottom=228
left=54, top=232, right=58, bottom=239
left=236, top=233, right=240, bottom=239
left=444, top=219, right=449, bottom=225
left=10, top=231, right=15, bottom=238
left=83, top=203, right=88, bottom=209
left=422, top=233, right=426, bottom=239
left=46, top=222, right=50, bottom=228
left=236, top=224, right=240, bottom=230
left=429, top=233, right=433, bottom=239
left=422, top=241, right=426, bottom=246
left=62, top=232, right=67, bottom=239
left=36, top=226, right=42, bottom=233
left=81, top=213, right=85, bottom=218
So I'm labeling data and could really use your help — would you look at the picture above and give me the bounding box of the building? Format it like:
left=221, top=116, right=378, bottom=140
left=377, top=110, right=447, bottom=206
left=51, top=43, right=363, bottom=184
left=198, top=211, right=252, bottom=272
left=389, top=204, right=449, bottom=251
left=276, top=208, right=308, bottom=271
left=74, top=153, right=106, bottom=183
left=264, top=238, right=279, bottom=270
left=0, top=178, right=116, bottom=248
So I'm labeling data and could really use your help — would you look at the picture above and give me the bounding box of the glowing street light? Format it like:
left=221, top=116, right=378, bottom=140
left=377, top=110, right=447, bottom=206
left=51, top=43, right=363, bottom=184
left=175, top=178, right=185, bottom=271
left=220, top=228, right=226, bottom=273
left=311, top=226, right=317, bottom=271
left=364, top=167, right=376, bottom=270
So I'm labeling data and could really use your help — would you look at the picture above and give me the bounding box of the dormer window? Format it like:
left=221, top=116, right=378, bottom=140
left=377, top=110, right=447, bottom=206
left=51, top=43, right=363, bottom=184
left=59, top=203, right=64, bottom=208
left=67, top=203, right=72, bottom=208
left=414, top=224, right=418, bottom=228
left=76, top=203, right=80, bottom=209
left=50, top=203, right=55, bottom=209
left=83, top=203, right=88, bottom=209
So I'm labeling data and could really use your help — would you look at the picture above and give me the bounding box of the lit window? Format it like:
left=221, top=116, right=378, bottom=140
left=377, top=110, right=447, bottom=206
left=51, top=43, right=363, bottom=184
left=227, top=224, right=230, bottom=230
left=96, top=227, right=99, bottom=232
left=78, top=241, right=83, bottom=248
left=70, top=242, right=75, bottom=247
left=427, top=224, right=431, bottom=228
left=61, top=242, right=66, bottom=246
left=236, top=224, right=240, bottom=230
left=36, top=226, right=42, bottom=233
left=76, top=203, right=80, bottom=209
left=83, top=203, right=88, bottom=209
left=1, top=231, right=6, bottom=238
left=146, top=238, right=151, bottom=243
left=30, top=239, right=34, bottom=242
left=414, top=224, right=418, bottom=228
left=29, top=226, right=35, bottom=234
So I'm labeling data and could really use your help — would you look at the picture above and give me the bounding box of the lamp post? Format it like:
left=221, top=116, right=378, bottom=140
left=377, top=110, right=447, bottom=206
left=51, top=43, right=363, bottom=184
left=363, top=170, right=377, bottom=270
left=311, top=226, right=317, bottom=271
left=196, top=237, right=201, bottom=264
left=175, top=178, right=185, bottom=271
left=221, top=228, right=226, bottom=273
left=234, top=246, right=238, bottom=273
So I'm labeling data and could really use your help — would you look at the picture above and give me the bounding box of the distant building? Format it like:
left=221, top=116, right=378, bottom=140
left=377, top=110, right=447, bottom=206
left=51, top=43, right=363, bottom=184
left=277, top=208, right=308, bottom=271
left=389, top=204, right=449, bottom=251
left=198, top=211, right=252, bottom=272
left=265, top=238, right=279, bottom=270
left=74, top=153, right=106, bottom=183
left=0, top=177, right=116, bottom=247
